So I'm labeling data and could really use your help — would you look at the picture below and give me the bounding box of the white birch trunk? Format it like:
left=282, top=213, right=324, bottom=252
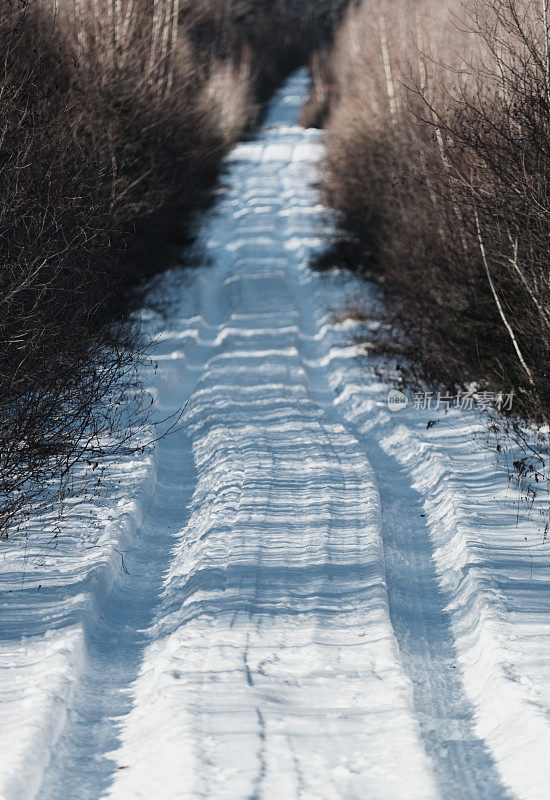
left=158, top=0, right=172, bottom=97
left=166, top=0, right=180, bottom=95
left=74, top=0, right=86, bottom=58
left=149, top=0, right=164, bottom=82
left=120, top=0, right=135, bottom=50
left=379, top=8, right=397, bottom=123
left=474, top=208, right=535, bottom=386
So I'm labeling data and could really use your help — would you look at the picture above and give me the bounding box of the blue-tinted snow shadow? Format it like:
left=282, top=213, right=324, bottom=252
left=365, top=436, right=514, bottom=800
left=38, top=428, right=197, bottom=800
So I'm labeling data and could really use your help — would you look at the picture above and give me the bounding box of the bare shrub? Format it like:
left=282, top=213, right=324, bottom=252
left=0, top=4, right=146, bottom=535
left=316, top=0, right=549, bottom=425
left=202, top=55, right=257, bottom=143
left=0, top=0, right=349, bottom=537
left=308, top=0, right=550, bottom=526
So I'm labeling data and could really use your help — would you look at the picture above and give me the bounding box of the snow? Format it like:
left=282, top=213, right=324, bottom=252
left=1, top=69, right=549, bottom=800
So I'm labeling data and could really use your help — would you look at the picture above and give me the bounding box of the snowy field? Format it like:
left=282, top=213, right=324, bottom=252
left=1, top=71, right=550, bottom=800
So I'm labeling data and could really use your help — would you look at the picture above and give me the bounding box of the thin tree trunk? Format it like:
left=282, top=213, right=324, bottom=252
left=120, top=0, right=135, bottom=49
left=542, top=0, right=550, bottom=110
left=166, top=0, right=180, bottom=95
left=158, top=1, right=172, bottom=97
left=149, top=0, right=164, bottom=82
left=74, top=0, right=86, bottom=57
left=379, top=7, right=397, bottom=123
left=110, top=0, right=118, bottom=69
left=474, top=208, right=535, bottom=386
left=114, top=0, right=122, bottom=49
left=414, top=11, right=468, bottom=253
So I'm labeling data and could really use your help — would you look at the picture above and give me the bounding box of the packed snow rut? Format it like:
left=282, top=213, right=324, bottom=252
left=3, top=70, right=550, bottom=800
left=101, top=75, right=439, bottom=800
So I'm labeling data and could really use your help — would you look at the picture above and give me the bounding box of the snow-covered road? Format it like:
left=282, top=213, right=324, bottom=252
left=2, top=71, right=550, bottom=800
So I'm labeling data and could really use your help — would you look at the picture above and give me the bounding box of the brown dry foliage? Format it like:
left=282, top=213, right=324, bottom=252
left=0, top=0, right=346, bottom=536
left=312, top=0, right=550, bottom=426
